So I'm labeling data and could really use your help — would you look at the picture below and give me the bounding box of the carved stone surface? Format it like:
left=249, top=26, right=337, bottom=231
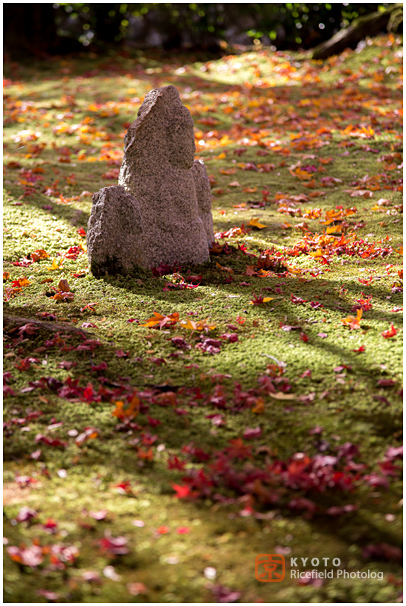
left=87, top=185, right=143, bottom=277
left=87, top=85, right=214, bottom=275
left=191, top=159, right=215, bottom=248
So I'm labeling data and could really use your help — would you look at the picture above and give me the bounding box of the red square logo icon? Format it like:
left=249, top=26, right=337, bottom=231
left=255, top=554, right=285, bottom=582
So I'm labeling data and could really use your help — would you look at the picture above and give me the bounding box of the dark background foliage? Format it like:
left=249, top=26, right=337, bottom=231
left=4, top=3, right=393, bottom=58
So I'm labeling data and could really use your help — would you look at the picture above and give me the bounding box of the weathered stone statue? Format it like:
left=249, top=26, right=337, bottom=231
left=87, top=85, right=214, bottom=276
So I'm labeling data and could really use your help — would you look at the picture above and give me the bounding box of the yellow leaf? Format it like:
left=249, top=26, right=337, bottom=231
left=179, top=319, right=197, bottom=330
left=248, top=218, right=267, bottom=229
left=46, top=258, right=63, bottom=271
left=326, top=224, right=342, bottom=234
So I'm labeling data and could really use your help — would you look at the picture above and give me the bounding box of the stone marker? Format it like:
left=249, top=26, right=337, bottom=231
left=87, top=85, right=214, bottom=276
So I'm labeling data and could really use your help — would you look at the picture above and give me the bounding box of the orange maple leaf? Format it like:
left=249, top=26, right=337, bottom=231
left=112, top=393, right=140, bottom=420
left=220, top=168, right=236, bottom=175
left=180, top=318, right=216, bottom=331
left=141, top=312, right=179, bottom=329
left=289, top=168, right=313, bottom=181
left=137, top=447, right=154, bottom=461
left=252, top=397, right=265, bottom=414
left=248, top=218, right=267, bottom=229
left=216, top=262, right=233, bottom=273
left=341, top=308, right=362, bottom=329
left=31, top=249, right=49, bottom=262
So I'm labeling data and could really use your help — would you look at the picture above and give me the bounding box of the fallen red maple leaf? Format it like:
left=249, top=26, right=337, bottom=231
left=99, top=531, right=129, bottom=555
left=226, top=438, right=253, bottom=460
left=249, top=293, right=274, bottom=305
left=382, top=324, right=397, bottom=338
left=167, top=456, right=187, bottom=471
left=290, top=294, right=307, bottom=305
left=113, top=480, right=133, bottom=494
left=171, top=483, right=197, bottom=499
left=35, top=433, right=67, bottom=448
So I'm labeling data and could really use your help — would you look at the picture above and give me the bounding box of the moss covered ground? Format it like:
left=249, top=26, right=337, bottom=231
left=3, top=34, right=403, bottom=603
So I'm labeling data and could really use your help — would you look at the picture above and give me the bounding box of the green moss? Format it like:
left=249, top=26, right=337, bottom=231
left=3, top=35, right=403, bottom=603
